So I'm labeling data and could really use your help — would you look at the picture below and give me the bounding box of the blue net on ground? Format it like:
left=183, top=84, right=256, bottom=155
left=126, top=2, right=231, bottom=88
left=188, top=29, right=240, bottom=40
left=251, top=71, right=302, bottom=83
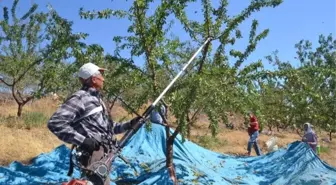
left=0, top=124, right=335, bottom=185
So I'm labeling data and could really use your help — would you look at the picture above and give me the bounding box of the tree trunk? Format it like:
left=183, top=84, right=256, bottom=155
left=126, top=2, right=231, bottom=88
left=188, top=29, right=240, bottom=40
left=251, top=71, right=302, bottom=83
left=166, top=131, right=178, bottom=185
left=186, top=112, right=195, bottom=139
left=167, top=165, right=177, bottom=185
left=16, top=95, right=33, bottom=117
left=166, top=137, right=174, bottom=168
left=186, top=114, right=194, bottom=139
left=187, top=123, right=192, bottom=139
left=162, top=110, right=178, bottom=185
left=108, top=95, right=119, bottom=117
left=165, top=125, right=170, bottom=140
left=276, top=124, right=279, bottom=132
left=17, top=103, right=23, bottom=117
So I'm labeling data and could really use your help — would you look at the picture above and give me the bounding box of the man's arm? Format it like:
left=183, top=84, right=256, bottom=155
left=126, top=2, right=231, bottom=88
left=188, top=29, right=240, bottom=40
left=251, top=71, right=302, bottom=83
left=160, top=105, right=167, bottom=118
left=296, top=128, right=303, bottom=138
left=309, top=133, right=318, bottom=145
left=47, top=95, right=86, bottom=146
left=110, top=119, right=132, bottom=134
left=250, top=121, right=258, bottom=126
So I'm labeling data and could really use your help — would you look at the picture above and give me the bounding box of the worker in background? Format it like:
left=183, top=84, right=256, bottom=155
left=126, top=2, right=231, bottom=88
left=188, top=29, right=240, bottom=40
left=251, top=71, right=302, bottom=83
left=150, top=103, right=167, bottom=125
left=298, top=122, right=318, bottom=153
left=247, top=112, right=262, bottom=156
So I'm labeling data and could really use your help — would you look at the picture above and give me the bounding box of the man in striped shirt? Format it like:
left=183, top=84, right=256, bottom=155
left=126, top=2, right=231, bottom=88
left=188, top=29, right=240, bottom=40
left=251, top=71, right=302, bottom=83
left=48, top=62, right=141, bottom=185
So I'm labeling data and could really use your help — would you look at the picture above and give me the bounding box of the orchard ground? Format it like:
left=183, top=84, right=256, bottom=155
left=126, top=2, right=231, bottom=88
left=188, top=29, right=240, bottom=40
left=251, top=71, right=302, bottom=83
left=0, top=96, right=335, bottom=167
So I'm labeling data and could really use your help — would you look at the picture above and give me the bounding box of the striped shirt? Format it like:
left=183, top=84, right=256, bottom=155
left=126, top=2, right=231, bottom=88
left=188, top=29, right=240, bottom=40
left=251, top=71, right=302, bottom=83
left=47, top=87, right=131, bottom=146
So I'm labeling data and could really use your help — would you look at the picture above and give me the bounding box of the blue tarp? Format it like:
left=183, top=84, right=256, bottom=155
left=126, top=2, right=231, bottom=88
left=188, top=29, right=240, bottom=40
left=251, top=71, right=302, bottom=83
left=0, top=124, right=335, bottom=185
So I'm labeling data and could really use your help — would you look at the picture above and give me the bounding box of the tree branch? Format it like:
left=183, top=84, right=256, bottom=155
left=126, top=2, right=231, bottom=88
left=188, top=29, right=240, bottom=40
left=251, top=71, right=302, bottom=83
left=133, top=3, right=158, bottom=94
left=217, top=0, right=278, bottom=42
left=190, top=107, right=203, bottom=123
left=0, top=77, right=13, bottom=86
left=11, top=85, right=20, bottom=104
left=22, top=95, right=34, bottom=106
left=17, top=90, right=24, bottom=102
left=170, top=125, right=181, bottom=141
left=134, top=3, right=149, bottom=56
left=198, top=41, right=211, bottom=73
left=109, top=93, right=120, bottom=112
left=149, top=0, right=174, bottom=46
left=14, top=57, right=43, bottom=85
left=126, top=58, right=148, bottom=77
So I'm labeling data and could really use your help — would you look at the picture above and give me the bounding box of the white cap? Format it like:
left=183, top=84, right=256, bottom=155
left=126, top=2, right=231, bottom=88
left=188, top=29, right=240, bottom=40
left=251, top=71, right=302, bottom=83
left=78, top=63, right=106, bottom=80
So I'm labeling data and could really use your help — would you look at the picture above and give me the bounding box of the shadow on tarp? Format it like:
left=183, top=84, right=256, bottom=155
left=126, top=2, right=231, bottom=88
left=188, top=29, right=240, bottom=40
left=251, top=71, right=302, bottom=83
left=1, top=124, right=335, bottom=185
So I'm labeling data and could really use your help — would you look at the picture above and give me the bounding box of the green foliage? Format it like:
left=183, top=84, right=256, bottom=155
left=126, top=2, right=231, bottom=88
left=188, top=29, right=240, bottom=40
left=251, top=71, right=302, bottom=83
left=262, top=34, right=336, bottom=133
left=139, top=162, right=151, bottom=173
left=1, top=0, right=333, bottom=150
left=0, top=0, right=87, bottom=116
left=80, top=0, right=283, bottom=142
left=2, top=0, right=335, bottom=175
left=320, top=146, right=330, bottom=154
left=22, top=111, right=48, bottom=128
left=80, top=0, right=182, bottom=112
left=0, top=111, right=47, bottom=129
left=191, top=168, right=206, bottom=185
left=166, top=0, right=283, bottom=139
left=102, top=55, right=149, bottom=111
left=79, top=8, right=128, bottom=20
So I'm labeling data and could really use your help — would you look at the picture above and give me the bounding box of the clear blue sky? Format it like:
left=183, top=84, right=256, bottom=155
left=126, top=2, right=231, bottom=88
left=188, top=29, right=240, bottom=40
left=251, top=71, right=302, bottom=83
left=1, top=0, right=335, bottom=69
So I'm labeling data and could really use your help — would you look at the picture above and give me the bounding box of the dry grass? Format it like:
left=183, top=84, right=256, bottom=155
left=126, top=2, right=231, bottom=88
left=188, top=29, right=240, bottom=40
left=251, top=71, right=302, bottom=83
left=189, top=121, right=336, bottom=167
left=0, top=98, right=59, bottom=118
left=0, top=101, right=19, bottom=117
left=0, top=97, right=335, bottom=168
left=0, top=98, right=63, bottom=165
left=0, top=125, right=63, bottom=165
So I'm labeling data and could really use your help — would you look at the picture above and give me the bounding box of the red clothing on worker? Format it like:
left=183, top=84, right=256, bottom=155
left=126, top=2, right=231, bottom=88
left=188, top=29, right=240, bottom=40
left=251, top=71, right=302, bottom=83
left=248, top=115, right=259, bottom=135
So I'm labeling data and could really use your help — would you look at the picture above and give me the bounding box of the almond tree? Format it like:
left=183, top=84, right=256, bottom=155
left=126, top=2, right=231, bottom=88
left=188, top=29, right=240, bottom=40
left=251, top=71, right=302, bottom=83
left=80, top=0, right=282, bottom=183
left=167, top=0, right=282, bottom=153
left=267, top=34, right=336, bottom=140
left=80, top=1, right=183, bottom=182
left=0, top=0, right=87, bottom=116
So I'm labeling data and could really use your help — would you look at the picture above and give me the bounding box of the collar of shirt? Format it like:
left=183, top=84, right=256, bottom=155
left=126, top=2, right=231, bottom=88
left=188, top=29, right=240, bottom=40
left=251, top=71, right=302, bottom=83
left=81, top=86, right=100, bottom=97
